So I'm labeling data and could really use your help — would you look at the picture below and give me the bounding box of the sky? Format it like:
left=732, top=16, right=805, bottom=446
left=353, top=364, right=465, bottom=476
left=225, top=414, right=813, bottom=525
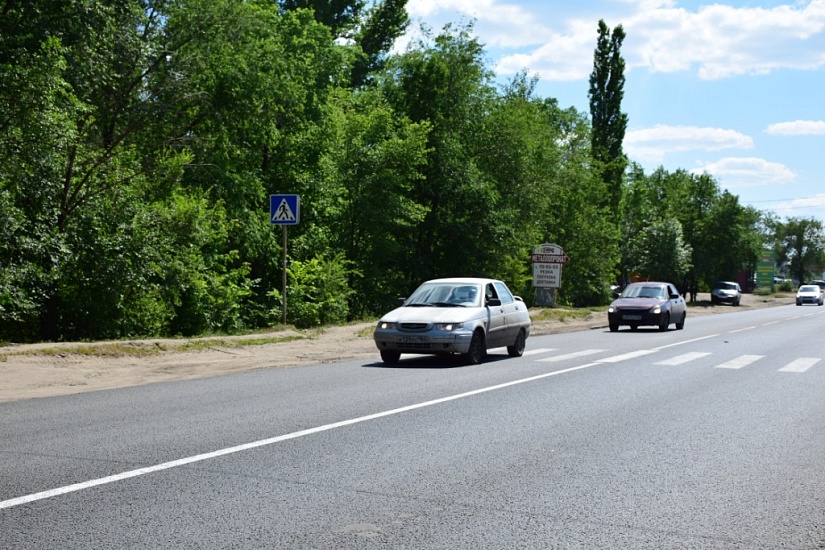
left=400, top=0, right=825, bottom=223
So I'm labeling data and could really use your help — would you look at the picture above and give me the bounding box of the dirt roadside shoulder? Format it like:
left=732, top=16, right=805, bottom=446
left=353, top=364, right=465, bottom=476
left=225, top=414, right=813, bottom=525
left=0, top=292, right=795, bottom=403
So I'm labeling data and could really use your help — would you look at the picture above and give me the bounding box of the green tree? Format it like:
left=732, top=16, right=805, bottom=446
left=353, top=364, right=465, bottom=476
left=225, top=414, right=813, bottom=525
left=381, top=23, right=499, bottom=288
left=775, top=217, right=825, bottom=284
left=588, top=19, right=628, bottom=218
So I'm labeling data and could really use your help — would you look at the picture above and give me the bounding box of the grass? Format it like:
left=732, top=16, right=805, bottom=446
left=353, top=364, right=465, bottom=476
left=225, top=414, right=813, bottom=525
left=0, top=334, right=307, bottom=361
left=529, top=306, right=603, bottom=322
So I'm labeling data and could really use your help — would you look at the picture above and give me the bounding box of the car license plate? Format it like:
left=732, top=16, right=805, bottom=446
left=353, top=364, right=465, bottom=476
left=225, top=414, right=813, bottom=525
left=623, top=315, right=642, bottom=320
left=397, top=335, right=429, bottom=344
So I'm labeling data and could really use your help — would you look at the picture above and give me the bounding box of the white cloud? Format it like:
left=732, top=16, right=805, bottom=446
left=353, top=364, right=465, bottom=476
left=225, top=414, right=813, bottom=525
left=690, top=157, right=797, bottom=188
left=406, top=0, right=553, bottom=48
left=781, top=194, right=825, bottom=208
left=409, top=0, right=825, bottom=81
left=624, top=125, right=753, bottom=163
left=766, top=120, right=825, bottom=135
left=626, top=1, right=825, bottom=80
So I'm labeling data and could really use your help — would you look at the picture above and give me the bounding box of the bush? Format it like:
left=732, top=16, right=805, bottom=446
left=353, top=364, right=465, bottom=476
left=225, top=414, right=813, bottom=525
left=270, top=253, right=355, bottom=329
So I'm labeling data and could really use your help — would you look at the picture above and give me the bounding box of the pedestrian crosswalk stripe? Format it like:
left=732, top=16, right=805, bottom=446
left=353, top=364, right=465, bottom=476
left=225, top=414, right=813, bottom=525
left=778, top=357, right=820, bottom=373
left=597, top=349, right=659, bottom=363
left=655, top=352, right=711, bottom=366
left=523, top=348, right=556, bottom=356
left=715, top=355, right=763, bottom=369
left=536, top=349, right=605, bottom=362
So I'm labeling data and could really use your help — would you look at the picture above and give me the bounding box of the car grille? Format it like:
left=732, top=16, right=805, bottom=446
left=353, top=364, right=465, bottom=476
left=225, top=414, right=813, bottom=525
left=397, top=342, right=432, bottom=350
left=399, top=323, right=430, bottom=331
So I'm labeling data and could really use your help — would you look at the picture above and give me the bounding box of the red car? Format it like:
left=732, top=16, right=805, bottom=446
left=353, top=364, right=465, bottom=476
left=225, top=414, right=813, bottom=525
left=607, top=282, right=687, bottom=332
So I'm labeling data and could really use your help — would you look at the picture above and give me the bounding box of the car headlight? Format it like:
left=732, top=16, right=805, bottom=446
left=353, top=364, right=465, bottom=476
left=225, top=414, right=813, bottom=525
left=435, top=322, right=464, bottom=331
left=377, top=321, right=396, bottom=330
left=651, top=305, right=662, bottom=314
left=608, top=306, right=616, bottom=313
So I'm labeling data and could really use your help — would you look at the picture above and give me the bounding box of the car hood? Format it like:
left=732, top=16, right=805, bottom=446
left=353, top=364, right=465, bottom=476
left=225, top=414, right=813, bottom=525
left=380, top=306, right=484, bottom=324
left=610, top=297, right=664, bottom=309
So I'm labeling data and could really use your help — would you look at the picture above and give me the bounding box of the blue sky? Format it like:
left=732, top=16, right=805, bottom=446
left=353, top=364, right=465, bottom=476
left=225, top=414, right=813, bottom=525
left=401, top=0, right=825, bottom=223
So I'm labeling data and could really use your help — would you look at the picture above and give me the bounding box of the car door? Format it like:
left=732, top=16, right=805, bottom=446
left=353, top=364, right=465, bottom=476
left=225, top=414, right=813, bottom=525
left=493, top=281, right=524, bottom=342
left=667, top=283, right=686, bottom=318
left=485, top=283, right=507, bottom=347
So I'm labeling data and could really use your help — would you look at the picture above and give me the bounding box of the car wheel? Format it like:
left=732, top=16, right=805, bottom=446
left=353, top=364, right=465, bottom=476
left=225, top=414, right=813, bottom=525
left=380, top=350, right=401, bottom=365
left=711, top=296, right=717, bottom=305
left=734, top=297, right=740, bottom=306
left=507, top=329, right=526, bottom=357
left=609, top=323, right=619, bottom=332
left=658, top=313, right=670, bottom=332
left=464, top=330, right=485, bottom=365
left=676, top=312, right=686, bottom=330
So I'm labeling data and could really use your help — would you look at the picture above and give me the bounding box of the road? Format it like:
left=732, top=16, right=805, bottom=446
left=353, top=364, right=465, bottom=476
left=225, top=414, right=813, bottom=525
left=2, top=304, right=824, bottom=548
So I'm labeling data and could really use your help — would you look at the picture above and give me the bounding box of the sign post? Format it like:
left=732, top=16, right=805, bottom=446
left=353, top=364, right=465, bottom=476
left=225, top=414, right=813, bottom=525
left=756, top=250, right=776, bottom=289
left=270, top=194, right=300, bottom=325
left=531, top=243, right=570, bottom=307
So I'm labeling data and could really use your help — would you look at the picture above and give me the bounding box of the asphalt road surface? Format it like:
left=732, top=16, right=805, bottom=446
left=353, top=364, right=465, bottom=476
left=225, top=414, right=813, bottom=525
left=2, top=304, right=824, bottom=548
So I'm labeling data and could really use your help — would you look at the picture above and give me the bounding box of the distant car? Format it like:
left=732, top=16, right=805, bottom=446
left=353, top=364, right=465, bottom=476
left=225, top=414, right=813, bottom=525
left=796, top=285, right=824, bottom=306
left=711, top=281, right=742, bottom=306
left=373, top=277, right=532, bottom=365
left=807, top=280, right=825, bottom=291
left=607, top=281, right=687, bottom=332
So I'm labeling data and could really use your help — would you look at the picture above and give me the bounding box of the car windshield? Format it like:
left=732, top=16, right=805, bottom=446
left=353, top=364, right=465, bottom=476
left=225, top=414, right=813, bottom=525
left=799, top=285, right=818, bottom=293
left=621, top=285, right=666, bottom=299
left=404, top=283, right=481, bottom=307
left=716, top=282, right=737, bottom=290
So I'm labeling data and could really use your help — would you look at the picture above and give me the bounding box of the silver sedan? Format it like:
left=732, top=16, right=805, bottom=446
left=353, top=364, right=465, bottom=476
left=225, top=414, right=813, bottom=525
left=373, top=277, right=532, bottom=365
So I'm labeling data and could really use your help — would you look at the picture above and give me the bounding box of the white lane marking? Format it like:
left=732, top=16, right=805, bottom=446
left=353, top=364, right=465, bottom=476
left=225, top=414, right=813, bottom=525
left=715, top=355, right=763, bottom=370
left=536, top=349, right=605, bottom=362
left=779, top=358, right=820, bottom=373
left=488, top=347, right=554, bottom=356
left=597, top=349, right=659, bottom=363
left=0, top=361, right=603, bottom=511
left=728, top=326, right=757, bottom=333
left=654, top=334, right=720, bottom=351
left=655, top=352, right=711, bottom=366
left=522, top=348, right=556, bottom=356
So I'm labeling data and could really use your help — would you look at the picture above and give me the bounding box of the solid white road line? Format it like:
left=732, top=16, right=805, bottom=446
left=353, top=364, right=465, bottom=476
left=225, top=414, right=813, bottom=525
left=0, top=361, right=602, bottom=511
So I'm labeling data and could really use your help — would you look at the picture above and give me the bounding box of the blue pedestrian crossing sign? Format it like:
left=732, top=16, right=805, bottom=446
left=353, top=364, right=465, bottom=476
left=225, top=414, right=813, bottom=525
left=270, top=194, right=300, bottom=225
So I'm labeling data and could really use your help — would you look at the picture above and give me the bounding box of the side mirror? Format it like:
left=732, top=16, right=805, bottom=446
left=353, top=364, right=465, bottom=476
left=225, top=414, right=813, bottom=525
left=396, top=297, right=407, bottom=306
left=487, top=298, right=502, bottom=307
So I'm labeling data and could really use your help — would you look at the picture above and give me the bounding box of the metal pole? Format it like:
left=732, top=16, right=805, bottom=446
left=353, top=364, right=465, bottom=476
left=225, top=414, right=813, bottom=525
left=282, top=226, right=287, bottom=325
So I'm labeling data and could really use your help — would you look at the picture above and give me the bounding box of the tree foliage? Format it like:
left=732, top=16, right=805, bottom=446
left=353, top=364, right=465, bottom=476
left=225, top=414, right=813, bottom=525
left=0, top=4, right=818, bottom=343
left=588, top=19, right=628, bottom=218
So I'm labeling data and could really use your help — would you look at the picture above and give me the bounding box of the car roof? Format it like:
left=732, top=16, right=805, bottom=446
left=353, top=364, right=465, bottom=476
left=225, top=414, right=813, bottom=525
left=423, top=277, right=500, bottom=285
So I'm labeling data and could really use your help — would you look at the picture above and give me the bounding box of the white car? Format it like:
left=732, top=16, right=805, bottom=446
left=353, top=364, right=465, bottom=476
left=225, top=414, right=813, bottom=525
left=796, top=285, right=824, bottom=306
left=373, top=277, right=532, bottom=365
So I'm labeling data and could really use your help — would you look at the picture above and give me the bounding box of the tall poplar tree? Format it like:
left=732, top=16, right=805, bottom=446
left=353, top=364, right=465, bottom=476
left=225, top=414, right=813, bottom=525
left=588, top=19, right=627, bottom=218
